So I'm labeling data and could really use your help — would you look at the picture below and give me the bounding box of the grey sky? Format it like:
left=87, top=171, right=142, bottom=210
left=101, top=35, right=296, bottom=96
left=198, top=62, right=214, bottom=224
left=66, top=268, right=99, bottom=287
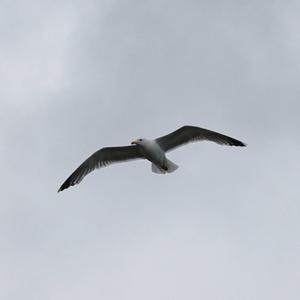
left=1, top=0, right=300, bottom=299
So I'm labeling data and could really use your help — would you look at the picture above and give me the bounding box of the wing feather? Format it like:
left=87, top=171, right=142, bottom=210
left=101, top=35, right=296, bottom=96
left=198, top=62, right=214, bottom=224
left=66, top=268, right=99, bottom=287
left=58, top=145, right=143, bottom=192
left=155, top=126, right=246, bottom=152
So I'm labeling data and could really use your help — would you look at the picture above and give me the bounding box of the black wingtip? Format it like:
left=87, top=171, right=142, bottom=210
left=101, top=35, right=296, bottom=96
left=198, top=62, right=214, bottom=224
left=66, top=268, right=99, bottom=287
left=57, top=181, right=70, bottom=193
left=236, top=140, right=247, bottom=147
left=57, top=178, right=77, bottom=193
left=57, top=186, right=64, bottom=193
left=229, top=137, right=247, bottom=147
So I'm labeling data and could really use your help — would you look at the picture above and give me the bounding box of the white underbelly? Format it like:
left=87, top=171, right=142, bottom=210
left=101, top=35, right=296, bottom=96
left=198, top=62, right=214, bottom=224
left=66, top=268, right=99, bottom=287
left=142, top=141, right=165, bottom=164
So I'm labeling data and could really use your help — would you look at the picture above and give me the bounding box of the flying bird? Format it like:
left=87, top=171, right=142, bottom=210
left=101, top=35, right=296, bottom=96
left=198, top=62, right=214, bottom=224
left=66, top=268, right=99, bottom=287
left=58, top=125, right=246, bottom=192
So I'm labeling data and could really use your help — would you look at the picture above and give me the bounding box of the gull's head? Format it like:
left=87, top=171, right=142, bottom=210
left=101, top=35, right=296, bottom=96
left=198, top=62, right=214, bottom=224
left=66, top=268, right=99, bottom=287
left=131, top=138, right=143, bottom=145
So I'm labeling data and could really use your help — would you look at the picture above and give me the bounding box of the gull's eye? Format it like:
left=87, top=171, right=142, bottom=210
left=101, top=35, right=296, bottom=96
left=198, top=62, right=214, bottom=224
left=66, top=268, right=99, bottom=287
left=139, top=139, right=143, bottom=142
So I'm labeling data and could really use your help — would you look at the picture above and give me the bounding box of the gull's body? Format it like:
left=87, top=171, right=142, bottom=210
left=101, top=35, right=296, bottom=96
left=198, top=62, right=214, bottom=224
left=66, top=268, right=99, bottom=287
left=137, top=139, right=166, bottom=167
left=58, top=125, right=246, bottom=192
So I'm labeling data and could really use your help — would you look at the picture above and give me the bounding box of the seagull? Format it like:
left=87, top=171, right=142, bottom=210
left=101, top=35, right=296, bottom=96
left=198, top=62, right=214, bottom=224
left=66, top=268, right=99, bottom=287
left=58, top=125, right=246, bottom=192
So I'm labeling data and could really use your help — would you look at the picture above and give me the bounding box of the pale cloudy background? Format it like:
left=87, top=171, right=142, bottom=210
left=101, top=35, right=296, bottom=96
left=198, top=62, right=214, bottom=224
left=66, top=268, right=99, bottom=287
left=1, top=0, right=300, bottom=299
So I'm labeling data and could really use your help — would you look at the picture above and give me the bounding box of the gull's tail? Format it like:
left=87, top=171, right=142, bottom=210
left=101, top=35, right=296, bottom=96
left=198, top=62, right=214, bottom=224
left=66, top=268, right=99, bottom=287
left=151, top=159, right=179, bottom=174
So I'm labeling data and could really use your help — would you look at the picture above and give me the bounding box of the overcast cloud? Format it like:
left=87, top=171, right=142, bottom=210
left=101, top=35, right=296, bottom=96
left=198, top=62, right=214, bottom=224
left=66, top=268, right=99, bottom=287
left=1, top=0, right=300, bottom=299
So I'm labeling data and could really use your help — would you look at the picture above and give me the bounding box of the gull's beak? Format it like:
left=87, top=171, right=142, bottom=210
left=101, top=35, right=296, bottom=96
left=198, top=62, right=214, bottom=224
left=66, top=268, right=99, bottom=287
left=131, top=139, right=139, bottom=145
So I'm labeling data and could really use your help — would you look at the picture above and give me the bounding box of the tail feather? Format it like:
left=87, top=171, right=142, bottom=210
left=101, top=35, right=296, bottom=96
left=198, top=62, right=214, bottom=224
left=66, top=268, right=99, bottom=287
left=151, top=159, right=179, bottom=174
left=152, top=163, right=167, bottom=174
left=165, top=158, right=179, bottom=173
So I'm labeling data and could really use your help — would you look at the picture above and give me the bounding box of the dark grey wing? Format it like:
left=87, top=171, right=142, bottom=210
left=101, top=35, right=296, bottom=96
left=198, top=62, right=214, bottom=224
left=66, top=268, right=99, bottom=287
left=155, top=125, right=246, bottom=152
left=58, top=145, right=144, bottom=192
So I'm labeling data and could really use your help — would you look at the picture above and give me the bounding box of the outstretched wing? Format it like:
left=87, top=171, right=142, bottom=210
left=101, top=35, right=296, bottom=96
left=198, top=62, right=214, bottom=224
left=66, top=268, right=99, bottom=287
left=155, top=126, right=246, bottom=152
left=58, top=145, right=144, bottom=192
